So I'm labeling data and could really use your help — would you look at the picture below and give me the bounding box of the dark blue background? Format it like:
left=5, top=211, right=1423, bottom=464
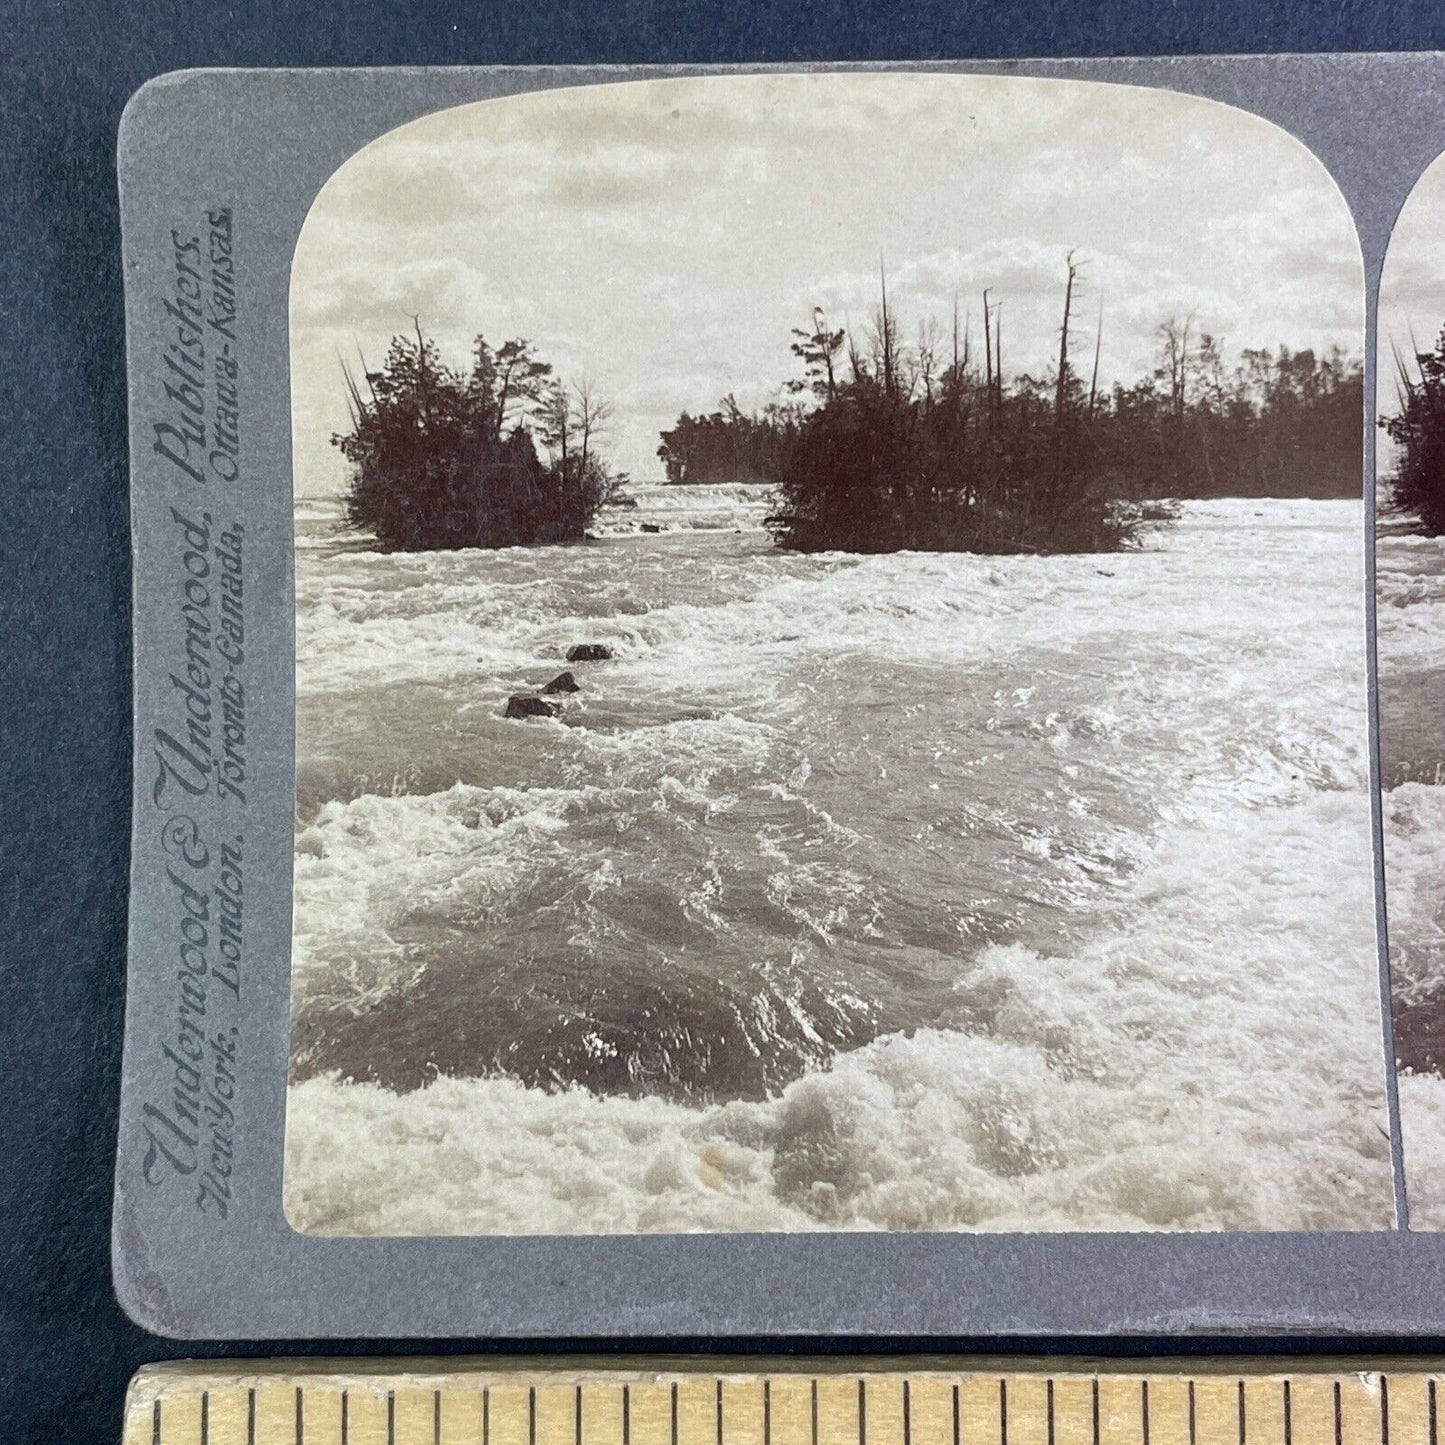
left=6, top=4, right=1445, bottom=1440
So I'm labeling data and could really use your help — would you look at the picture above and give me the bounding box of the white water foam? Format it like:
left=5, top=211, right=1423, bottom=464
left=1382, top=784, right=1445, bottom=1008
left=592, top=481, right=776, bottom=535
left=285, top=497, right=1392, bottom=1234
left=285, top=785, right=1389, bottom=1234
left=1378, top=529, right=1445, bottom=672
left=1385, top=781, right=1445, bottom=1230
left=1376, top=527, right=1445, bottom=1226
left=1400, top=1073, right=1445, bottom=1231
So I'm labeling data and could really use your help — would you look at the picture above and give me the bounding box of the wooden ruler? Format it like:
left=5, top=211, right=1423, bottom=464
left=123, top=1359, right=1441, bottom=1445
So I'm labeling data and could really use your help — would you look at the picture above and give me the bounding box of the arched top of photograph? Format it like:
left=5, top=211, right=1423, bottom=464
left=289, top=72, right=1364, bottom=557
left=1379, top=148, right=1445, bottom=539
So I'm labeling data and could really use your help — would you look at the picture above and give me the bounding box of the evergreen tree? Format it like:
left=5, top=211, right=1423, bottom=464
left=335, top=325, right=615, bottom=550
left=1383, top=326, right=1445, bottom=535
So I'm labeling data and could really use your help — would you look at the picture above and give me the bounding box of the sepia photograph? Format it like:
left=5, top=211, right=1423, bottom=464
left=280, top=73, right=1392, bottom=1236
left=1376, top=151, right=1445, bottom=1228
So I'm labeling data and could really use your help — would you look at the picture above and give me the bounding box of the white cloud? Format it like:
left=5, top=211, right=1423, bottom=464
left=291, top=72, right=1363, bottom=491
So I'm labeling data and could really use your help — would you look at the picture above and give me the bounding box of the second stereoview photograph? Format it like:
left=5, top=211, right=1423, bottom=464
left=1377, top=149, right=1445, bottom=1229
left=279, top=72, right=1393, bottom=1237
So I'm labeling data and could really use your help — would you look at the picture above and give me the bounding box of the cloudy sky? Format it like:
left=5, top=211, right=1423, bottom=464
left=1379, top=148, right=1445, bottom=419
left=290, top=72, right=1363, bottom=495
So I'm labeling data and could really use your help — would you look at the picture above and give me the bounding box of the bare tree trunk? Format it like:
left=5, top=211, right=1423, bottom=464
left=494, top=355, right=518, bottom=445
left=413, top=315, right=429, bottom=431
left=982, top=289, right=994, bottom=425
left=1088, top=295, right=1103, bottom=425
left=1054, top=257, right=1076, bottom=424
left=879, top=256, right=895, bottom=399
left=1050, top=254, right=1078, bottom=514
left=993, top=302, right=1004, bottom=425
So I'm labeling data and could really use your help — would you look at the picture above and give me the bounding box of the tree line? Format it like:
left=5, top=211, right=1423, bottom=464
left=658, top=398, right=808, bottom=486
left=333, top=265, right=1367, bottom=556
left=1383, top=325, right=1445, bottom=535
left=659, top=262, right=1364, bottom=554
left=334, top=325, right=621, bottom=550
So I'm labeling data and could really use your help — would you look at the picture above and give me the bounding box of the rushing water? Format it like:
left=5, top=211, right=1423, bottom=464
left=1377, top=522, right=1445, bottom=1227
left=284, top=486, right=1392, bottom=1234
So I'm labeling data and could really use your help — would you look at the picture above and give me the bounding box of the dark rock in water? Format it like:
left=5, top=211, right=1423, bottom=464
left=566, top=642, right=614, bottom=662
left=640, top=522, right=664, bottom=533
left=504, top=694, right=561, bottom=720
left=542, top=670, right=580, bottom=694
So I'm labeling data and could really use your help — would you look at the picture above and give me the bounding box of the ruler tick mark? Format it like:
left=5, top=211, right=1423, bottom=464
left=124, top=1361, right=1445, bottom=1445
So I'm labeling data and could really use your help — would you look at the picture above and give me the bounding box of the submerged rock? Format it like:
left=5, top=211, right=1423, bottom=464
left=542, top=670, right=580, bottom=694
left=640, top=522, right=664, bottom=533
left=566, top=642, right=614, bottom=662
left=504, top=694, right=561, bottom=720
